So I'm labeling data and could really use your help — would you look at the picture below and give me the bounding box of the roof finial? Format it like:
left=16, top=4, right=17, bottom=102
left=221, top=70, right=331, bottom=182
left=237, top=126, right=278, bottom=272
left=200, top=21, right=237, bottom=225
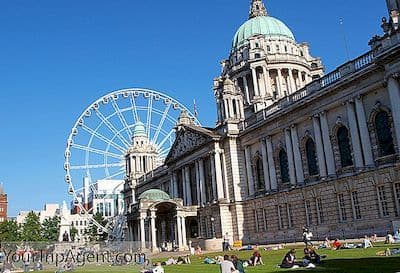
left=249, top=0, right=268, bottom=19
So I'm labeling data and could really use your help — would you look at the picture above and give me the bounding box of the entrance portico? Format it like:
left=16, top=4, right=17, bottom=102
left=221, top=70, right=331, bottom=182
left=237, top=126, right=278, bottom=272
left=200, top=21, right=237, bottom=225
left=128, top=189, right=197, bottom=252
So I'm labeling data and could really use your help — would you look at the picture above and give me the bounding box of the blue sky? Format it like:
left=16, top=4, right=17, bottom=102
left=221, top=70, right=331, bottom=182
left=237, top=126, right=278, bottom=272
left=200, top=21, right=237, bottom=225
left=0, top=0, right=387, bottom=216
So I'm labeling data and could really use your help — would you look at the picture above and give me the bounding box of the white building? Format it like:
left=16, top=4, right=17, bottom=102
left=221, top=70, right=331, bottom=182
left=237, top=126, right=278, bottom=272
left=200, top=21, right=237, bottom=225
left=124, top=0, right=400, bottom=252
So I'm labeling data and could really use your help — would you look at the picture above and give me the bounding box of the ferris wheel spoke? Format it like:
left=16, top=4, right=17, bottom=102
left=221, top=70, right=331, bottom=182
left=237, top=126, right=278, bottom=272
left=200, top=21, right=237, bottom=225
left=157, top=129, right=175, bottom=149
left=152, top=102, right=171, bottom=144
left=94, top=109, right=131, bottom=147
left=111, top=100, right=132, bottom=139
left=71, top=144, right=123, bottom=160
left=146, top=95, right=153, bottom=138
left=70, top=163, right=124, bottom=170
left=102, top=170, right=125, bottom=180
left=81, top=124, right=126, bottom=153
left=130, top=94, right=140, bottom=124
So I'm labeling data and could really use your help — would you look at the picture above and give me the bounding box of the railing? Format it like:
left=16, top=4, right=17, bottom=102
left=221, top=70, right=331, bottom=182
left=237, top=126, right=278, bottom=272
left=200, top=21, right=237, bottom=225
left=245, top=50, right=375, bottom=128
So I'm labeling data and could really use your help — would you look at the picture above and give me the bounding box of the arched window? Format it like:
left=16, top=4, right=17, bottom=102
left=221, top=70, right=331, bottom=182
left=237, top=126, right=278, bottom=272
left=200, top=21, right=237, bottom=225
left=337, top=126, right=353, bottom=168
left=253, top=157, right=265, bottom=191
left=375, top=111, right=395, bottom=157
left=306, top=138, right=319, bottom=176
left=279, top=149, right=290, bottom=183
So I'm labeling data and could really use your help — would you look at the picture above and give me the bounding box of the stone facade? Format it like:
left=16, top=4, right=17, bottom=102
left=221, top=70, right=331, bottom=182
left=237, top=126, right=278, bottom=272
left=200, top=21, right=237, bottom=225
left=124, top=0, right=400, bottom=249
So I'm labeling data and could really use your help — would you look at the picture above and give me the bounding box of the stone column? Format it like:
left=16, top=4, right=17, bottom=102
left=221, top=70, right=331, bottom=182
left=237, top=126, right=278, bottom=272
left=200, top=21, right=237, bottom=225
left=289, top=69, right=297, bottom=93
left=346, top=101, right=364, bottom=169
left=150, top=210, right=157, bottom=251
left=185, top=166, right=192, bottom=205
left=199, top=159, right=207, bottom=204
left=214, top=147, right=225, bottom=200
left=169, top=175, right=174, bottom=198
left=284, top=129, right=297, bottom=185
left=223, top=99, right=229, bottom=120
left=181, top=168, right=187, bottom=204
left=355, top=96, right=374, bottom=167
left=320, top=112, right=336, bottom=175
left=263, top=67, right=271, bottom=96
left=261, top=138, right=271, bottom=191
left=195, top=161, right=201, bottom=206
left=388, top=75, right=400, bottom=152
left=181, top=216, right=187, bottom=249
left=277, top=69, right=284, bottom=97
left=245, top=146, right=255, bottom=196
left=251, top=67, right=260, bottom=97
left=243, top=75, right=250, bottom=104
left=176, top=214, right=182, bottom=248
left=228, top=99, right=234, bottom=119
left=210, top=153, right=217, bottom=201
left=266, top=137, right=278, bottom=190
left=140, top=215, right=146, bottom=249
left=173, top=172, right=178, bottom=198
left=290, top=125, right=304, bottom=184
left=312, top=116, right=327, bottom=177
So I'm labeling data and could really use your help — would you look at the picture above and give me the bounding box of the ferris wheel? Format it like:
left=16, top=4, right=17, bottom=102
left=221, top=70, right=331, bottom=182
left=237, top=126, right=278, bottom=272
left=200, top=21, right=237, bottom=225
left=64, top=88, right=199, bottom=233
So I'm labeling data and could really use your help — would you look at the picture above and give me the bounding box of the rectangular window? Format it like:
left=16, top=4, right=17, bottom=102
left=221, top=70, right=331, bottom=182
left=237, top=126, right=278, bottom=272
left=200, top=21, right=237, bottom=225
left=254, top=209, right=259, bottom=232
left=277, top=205, right=285, bottom=230
left=316, top=198, right=324, bottom=224
left=257, top=209, right=265, bottom=232
left=287, top=204, right=293, bottom=228
left=378, top=186, right=389, bottom=217
left=394, top=183, right=400, bottom=215
left=305, top=200, right=313, bottom=226
left=338, top=193, right=347, bottom=222
left=351, top=191, right=362, bottom=220
left=263, top=208, right=268, bottom=231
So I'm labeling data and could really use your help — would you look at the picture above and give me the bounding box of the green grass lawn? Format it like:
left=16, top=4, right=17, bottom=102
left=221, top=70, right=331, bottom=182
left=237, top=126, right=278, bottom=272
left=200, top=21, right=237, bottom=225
left=37, top=244, right=400, bottom=273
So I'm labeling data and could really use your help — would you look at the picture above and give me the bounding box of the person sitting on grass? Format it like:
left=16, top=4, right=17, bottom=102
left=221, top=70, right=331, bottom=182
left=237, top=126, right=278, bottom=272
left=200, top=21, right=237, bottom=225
left=363, top=235, right=373, bottom=249
left=176, top=255, right=191, bottom=264
left=231, top=255, right=245, bottom=273
left=280, top=249, right=299, bottom=269
left=249, top=251, right=264, bottom=266
left=332, top=239, right=342, bottom=250
left=303, top=247, right=323, bottom=265
left=220, top=255, right=236, bottom=273
left=152, top=262, right=164, bottom=273
left=386, top=231, right=395, bottom=244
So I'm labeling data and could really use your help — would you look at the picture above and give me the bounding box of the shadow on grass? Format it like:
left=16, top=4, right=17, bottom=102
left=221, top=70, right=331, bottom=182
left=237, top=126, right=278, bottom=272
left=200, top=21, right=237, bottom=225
left=275, top=256, right=400, bottom=273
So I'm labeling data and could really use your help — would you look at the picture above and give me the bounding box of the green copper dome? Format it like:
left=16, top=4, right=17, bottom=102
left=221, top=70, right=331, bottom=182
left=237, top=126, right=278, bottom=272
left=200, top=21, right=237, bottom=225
left=133, top=121, right=146, bottom=137
left=233, top=16, right=295, bottom=49
left=139, top=189, right=171, bottom=202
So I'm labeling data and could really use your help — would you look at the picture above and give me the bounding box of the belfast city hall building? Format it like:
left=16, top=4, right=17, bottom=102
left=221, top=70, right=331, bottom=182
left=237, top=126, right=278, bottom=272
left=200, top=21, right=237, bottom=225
left=123, top=0, right=400, bottom=251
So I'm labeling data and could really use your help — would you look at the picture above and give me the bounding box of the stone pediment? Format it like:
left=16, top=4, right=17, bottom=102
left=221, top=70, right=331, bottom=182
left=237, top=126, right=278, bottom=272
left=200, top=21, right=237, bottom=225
left=166, top=125, right=220, bottom=163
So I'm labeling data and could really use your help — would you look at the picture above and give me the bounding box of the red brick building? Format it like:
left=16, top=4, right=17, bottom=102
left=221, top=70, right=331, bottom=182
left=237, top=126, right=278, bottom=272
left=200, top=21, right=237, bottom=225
left=0, top=185, right=7, bottom=222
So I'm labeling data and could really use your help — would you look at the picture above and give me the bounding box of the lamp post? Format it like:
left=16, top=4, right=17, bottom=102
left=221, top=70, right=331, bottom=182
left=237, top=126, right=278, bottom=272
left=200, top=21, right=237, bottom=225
left=210, top=217, right=216, bottom=239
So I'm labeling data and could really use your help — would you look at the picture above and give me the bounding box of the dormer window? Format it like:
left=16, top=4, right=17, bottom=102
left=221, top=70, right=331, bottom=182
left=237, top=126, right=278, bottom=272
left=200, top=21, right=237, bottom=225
left=267, top=45, right=271, bottom=52
left=255, top=42, right=260, bottom=48
left=276, top=45, right=280, bottom=52
left=255, top=53, right=261, bottom=59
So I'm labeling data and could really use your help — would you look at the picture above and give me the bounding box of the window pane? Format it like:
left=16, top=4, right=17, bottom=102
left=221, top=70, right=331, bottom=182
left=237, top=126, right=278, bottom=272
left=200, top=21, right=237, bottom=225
left=375, top=111, right=395, bottom=157
left=337, top=127, right=353, bottom=168
left=279, top=150, right=290, bottom=183
left=306, top=139, right=319, bottom=176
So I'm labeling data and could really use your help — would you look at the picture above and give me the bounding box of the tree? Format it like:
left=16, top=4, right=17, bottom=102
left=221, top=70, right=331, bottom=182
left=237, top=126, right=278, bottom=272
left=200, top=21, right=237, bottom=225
left=41, top=216, right=60, bottom=241
left=21, top=211, right=42, bottom=241
left=85, top=213, right=108, bottom=242
left=0, top=220, right=20, bottom=242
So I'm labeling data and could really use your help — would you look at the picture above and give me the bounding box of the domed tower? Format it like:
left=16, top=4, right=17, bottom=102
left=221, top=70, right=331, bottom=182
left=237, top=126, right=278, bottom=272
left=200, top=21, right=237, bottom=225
left=125, top=121, right=158, bottom=181
left=215, top=0, right=324, bottom=114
